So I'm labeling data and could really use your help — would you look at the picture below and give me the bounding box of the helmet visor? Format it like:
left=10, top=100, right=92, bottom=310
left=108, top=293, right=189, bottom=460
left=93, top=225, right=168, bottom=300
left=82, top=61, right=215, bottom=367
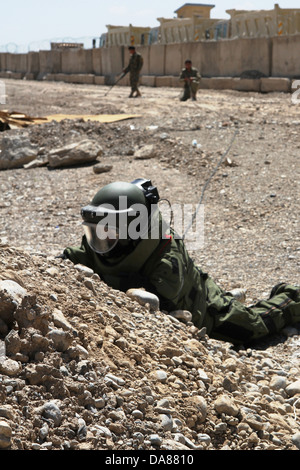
left=83, top=222, right=119, bottom=254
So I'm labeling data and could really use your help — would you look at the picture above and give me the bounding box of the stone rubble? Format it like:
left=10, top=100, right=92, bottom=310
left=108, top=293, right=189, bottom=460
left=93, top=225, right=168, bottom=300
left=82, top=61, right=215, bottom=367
left=0, top=245, right=299, bottom=451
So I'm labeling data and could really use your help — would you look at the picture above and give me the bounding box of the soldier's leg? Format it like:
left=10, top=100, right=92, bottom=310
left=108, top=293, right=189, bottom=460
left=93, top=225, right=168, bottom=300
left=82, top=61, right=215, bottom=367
left=190, top=82, right=199, bottom=101
left=130, top=74, right=141, bottom=97
left=129, top=74, right=135, bottom=97
left=180, top=86, right=190, bottom=101
left=206, top=282, right=300, bottom=345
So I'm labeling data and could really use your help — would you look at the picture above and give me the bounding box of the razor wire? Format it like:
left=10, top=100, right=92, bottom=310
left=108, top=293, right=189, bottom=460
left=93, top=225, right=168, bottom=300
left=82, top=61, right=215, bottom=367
left=0, top=36, right=101, bottom=53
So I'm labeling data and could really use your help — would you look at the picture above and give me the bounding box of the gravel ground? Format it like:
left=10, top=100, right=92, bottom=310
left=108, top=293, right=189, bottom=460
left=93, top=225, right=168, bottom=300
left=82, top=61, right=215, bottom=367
left=0, top=79, right=299, bottom=452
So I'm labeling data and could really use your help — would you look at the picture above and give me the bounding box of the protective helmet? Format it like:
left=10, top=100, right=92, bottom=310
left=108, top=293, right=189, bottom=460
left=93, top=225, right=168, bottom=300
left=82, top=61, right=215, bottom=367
left=81, top=179, right=160, bottom=255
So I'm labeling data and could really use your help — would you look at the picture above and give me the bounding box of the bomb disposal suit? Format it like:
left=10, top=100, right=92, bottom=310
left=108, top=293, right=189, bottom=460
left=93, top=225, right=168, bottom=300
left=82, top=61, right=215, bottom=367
left=63, top=179, right=300, bottom=345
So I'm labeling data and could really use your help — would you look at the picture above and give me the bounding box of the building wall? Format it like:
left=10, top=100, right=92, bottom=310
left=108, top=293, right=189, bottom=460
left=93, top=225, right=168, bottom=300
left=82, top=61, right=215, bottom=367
left=0, top=34, right=299, bottom=85
left=272, top=34, right=300, bottom=77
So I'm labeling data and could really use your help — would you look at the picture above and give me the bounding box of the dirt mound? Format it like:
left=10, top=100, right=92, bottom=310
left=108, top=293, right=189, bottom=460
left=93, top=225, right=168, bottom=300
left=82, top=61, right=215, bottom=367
left=0, top=243, right=299, bottom=451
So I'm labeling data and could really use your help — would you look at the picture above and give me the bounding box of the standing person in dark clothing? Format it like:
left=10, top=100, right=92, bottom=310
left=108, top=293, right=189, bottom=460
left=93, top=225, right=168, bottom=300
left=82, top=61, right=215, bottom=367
left=179, top=59, right=201, bottom=101
left=124, top=46, right=144, bottom=98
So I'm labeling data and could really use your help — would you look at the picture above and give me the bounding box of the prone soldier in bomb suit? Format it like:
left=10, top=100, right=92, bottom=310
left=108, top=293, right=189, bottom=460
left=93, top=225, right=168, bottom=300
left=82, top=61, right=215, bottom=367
left=62, top=178, right=300, bottom=346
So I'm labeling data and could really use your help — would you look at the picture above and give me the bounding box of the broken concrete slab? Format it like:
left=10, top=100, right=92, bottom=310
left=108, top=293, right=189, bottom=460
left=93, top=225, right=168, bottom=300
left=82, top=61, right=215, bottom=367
left=260, top=77, right=291, bottom=93
left=233, top=78, right=261, bottom=92
left=141, top=75, right=156, bottom=87
left=207, top=77, right=235, bottom=90
left=0, top=133, right=39, bottom=170
left=47, top=139, right=103, bottom=168
left=155, top=76, right=173, bottom=87
left=94, top=76, right=105, bottom=85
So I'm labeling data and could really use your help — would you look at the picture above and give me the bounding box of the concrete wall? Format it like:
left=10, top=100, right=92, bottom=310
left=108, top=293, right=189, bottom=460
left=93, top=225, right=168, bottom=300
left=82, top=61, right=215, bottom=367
left=100, top=46, right=124, bottom=83
left=38, top=50, right=61, bottom=79
left=0, top=34, right=299, bottom=89
left=272, top=35, right=300, bottom=77
left=61, top=48, right=93, bottom=74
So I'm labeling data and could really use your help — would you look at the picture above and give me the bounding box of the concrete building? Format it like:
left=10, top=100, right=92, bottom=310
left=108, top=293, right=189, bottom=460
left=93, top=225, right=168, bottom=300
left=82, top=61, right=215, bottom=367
left=174, top=3, right=215, bottom=19
left=157, top=16, right=221, bottom=43
left=227, top=3, right=300, bottom=38
left=104, top=25, right=151, bottom=47
left=99, top=3, right=300, bottom=47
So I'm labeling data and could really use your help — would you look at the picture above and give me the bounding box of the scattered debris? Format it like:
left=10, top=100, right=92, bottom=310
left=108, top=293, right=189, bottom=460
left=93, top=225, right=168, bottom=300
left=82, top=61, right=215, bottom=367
left=0, top=110, right=140, bottom=130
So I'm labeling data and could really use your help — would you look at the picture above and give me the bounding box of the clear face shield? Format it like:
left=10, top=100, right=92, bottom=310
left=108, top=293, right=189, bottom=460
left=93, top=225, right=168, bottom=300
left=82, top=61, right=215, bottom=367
left=81, top=203, right=136, bottom=255
left=82, top=222, right=119, bottom=254
left=81, top=194, right=161, bottom=255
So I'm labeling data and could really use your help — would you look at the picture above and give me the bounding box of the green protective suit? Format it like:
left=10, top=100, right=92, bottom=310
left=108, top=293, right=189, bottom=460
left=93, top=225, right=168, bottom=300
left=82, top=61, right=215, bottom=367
left=64, top=230, right=300, bottom=345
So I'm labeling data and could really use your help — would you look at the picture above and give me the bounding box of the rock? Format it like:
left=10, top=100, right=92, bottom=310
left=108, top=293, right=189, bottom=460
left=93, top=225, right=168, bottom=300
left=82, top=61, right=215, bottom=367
left=0, top=280, right=28, bottom=324
left=0, top=133, right=38, bottom=169
left=186, top=396, right=207, bottom=424
left=38, top=402, right=62, bottom=427
left=93, top=163, right=113, bottom=174
left=132, top=409, right=143, bottom=420
left=134, top=144, right=157, bottom=160
left=47, top=329, right=73, bottom=352
left=160, top=414, right=173, bottom=431
left=150, top=369, right=168, bottom=383
left=270, top=375, right=287, bottom=391
left=214, top=395, right=240, bottom=417
left=197, top=368, right=210, bottom=383
left=197, top=433, right=211, bottom=444
left=105, top=373, right=125, bottom=387
left=74, top=264, right=94, bottom=277
left=4, top=329, right=21, bottom=355
left=292, top=433, right=300, bottom=450
left=47, top=140, right=102, bottom=168
left=282, top=326, right=298, bottom=337
left=23, top=157, right=48, bottom=169
left=285, top=380, right=300, bottom=397
left=52, top=308, right=76, bottom=333
left=0, top=420, right=12, bottom=449
left=0, top=405, right=14, bottom=420
left=126, top=288, right=159, bottom=311
left=160, top=439, right=190, bottom=450
left=0, top=358, right=22, bottom=376
left=39, top=423, right=49, bottom=441
left=229, top=288, right=247, bottom=303
left=0, top=340, right=5, bottom=359
left=149, top=434, right=162, bottom=446
left=157, top=344, right=183, bottom=358
left=168, top=310, right=192, bottom=323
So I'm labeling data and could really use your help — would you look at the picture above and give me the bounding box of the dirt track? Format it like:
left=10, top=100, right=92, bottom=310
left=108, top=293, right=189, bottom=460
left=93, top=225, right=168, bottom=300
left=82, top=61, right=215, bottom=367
left=0, top=78, right=299, bottom=451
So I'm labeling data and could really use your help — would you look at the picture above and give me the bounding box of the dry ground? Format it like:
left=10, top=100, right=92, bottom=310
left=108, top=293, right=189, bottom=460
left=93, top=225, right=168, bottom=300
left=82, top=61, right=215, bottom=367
left=1, top=78, right=299, bottom=301
left=0, top=78, right=299, bottom=451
